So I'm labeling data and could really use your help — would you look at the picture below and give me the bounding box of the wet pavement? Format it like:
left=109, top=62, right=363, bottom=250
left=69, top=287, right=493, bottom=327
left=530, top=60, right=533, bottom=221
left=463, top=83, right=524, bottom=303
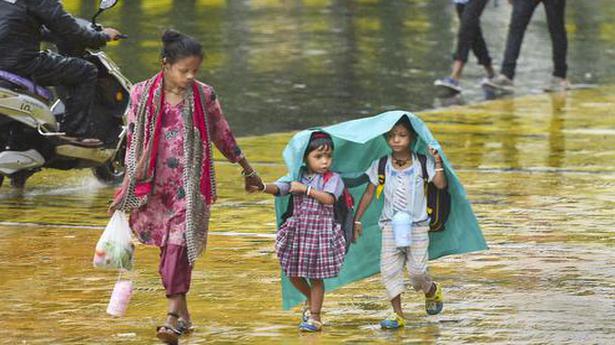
left=1, top=87, right=614, bottom=344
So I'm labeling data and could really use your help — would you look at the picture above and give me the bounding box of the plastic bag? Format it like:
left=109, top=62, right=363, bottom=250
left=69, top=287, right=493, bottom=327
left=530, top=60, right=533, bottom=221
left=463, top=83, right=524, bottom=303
left=93, top=211, right=134, bottom=270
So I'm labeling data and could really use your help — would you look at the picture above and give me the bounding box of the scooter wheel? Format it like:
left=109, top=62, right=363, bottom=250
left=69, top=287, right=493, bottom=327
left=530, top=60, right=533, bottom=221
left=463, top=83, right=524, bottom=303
left=10, top=170, right=35, bottom=189
left=92, top=160, right=125, bottom=186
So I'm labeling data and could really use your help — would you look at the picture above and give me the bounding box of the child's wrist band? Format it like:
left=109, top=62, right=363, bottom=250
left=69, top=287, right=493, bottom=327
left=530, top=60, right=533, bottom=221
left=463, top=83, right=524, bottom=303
left=435, top=168, right=444, bottom=172
left=354, top=221, right=362, bottom=225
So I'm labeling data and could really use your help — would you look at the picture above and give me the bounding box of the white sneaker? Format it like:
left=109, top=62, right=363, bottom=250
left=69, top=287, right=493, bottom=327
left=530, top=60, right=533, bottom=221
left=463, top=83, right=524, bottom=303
left=434, top=77, right=462, bottom=93
left=544, top=76, right=571, bottom=92
left=481, top=74, right=514, bottom=93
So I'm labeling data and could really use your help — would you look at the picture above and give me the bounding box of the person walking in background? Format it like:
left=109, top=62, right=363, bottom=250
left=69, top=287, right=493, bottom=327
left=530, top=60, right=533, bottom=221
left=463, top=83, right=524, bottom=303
left=435, top=0, right=495, bottom=94
left=483, top=0, right=569, bottom=92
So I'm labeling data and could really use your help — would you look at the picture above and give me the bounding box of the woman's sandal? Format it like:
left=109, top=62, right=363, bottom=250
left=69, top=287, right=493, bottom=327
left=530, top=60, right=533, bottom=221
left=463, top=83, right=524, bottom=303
left=177, top=318, right=194, bottom=335
left=156, top=312, right=182, bottom=344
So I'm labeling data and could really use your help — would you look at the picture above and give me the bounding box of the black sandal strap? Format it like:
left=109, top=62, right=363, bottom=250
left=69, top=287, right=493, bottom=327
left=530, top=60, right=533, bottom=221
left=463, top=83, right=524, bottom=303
left=177, top=319, right=194, bottom=334
left=157, top=324, right=181, bottom=335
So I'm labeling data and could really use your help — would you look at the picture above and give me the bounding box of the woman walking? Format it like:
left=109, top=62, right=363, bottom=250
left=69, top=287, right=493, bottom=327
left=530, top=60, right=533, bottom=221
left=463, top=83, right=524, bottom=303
left=110, top=29, right=262, bottom=343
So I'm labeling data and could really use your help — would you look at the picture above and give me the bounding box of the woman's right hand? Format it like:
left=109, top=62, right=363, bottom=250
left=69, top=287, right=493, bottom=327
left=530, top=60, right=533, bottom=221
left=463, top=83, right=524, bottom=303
left=107, top=185, right=126, bottom=215
left=107, top=203, right=117, bottom=216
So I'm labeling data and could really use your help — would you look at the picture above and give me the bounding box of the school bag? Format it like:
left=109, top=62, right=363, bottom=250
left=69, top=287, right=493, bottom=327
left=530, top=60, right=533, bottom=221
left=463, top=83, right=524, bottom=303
left=280, top=171, right=356, bottom=253
left=376, top=154, right=451, bottom=232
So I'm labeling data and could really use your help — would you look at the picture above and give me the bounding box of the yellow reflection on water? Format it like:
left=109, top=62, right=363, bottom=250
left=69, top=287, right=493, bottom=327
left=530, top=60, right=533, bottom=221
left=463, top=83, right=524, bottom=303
left=1, top=88, right=615, bottom=343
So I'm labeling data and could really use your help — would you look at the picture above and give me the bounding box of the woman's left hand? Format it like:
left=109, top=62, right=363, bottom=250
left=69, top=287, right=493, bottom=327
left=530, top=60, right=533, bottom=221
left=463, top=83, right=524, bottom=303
left=244, top=174, right=263, bottom=193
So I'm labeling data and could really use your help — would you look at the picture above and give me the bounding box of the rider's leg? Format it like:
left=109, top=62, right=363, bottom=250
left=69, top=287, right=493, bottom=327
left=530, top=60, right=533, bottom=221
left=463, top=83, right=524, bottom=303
left=20, top=51, right=99, bottom=139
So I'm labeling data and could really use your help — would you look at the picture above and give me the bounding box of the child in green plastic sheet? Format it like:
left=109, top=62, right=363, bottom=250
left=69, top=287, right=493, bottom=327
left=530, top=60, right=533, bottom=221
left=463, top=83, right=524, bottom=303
left=267, top=111, right=486, bottom=327
left=251, top=132, right=347, bottom=332
left=353, top=116, right=448, bottom=329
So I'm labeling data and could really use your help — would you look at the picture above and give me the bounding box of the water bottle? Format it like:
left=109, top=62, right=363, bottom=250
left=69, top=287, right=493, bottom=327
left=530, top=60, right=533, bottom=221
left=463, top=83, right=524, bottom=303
left=107, top=280, right=133, bottom=317
left=392, top=212, right=412, bottom=247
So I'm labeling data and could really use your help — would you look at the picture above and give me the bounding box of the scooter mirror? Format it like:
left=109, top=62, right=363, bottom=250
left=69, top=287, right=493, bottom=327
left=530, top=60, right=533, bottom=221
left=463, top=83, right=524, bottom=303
left=99, top=0, right=118, bottom=10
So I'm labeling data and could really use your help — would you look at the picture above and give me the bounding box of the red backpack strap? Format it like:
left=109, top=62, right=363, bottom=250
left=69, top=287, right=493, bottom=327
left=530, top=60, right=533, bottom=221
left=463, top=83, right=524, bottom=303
left=323, top=170, right=334, bottom=184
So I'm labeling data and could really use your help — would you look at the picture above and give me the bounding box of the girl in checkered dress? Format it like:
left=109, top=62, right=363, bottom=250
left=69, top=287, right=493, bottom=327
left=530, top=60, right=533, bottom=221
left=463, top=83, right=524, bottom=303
left=253, top=132, right=346, bottom=332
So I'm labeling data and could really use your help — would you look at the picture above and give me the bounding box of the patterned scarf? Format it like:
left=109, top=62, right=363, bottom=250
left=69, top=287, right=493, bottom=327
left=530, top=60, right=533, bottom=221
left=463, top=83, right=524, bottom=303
left=116, top=72, right=215, bottom=265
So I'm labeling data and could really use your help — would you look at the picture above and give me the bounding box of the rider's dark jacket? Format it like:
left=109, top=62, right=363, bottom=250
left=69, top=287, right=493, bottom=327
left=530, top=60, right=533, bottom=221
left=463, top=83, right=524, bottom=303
left=0, top=0, right=108, bottom=72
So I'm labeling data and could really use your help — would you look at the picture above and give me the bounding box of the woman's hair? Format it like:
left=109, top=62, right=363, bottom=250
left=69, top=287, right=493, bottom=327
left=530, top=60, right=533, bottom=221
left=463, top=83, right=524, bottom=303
left=161, top=29, right=204, bottom=65
left=304, top=131, right=334, bottom=159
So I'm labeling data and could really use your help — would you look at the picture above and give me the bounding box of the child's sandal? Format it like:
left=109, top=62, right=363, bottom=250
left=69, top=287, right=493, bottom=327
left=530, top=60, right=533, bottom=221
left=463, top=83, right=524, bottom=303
left=299, top=318, right=323, bottom=332
left=300, top=302, right=311, bottom=322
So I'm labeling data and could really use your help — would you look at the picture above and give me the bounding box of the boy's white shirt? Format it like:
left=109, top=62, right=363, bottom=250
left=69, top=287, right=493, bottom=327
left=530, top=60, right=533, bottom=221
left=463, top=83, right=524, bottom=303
left=365, top=153, right=436, bottom=227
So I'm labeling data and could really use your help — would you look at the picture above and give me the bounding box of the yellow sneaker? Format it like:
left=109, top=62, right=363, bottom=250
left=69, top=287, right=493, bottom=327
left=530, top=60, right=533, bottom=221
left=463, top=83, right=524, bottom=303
left=425, top=283, right=444, bottom=315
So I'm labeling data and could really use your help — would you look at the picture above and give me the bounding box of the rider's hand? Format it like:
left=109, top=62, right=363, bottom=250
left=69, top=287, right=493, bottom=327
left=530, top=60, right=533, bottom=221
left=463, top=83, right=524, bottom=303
left=103, top=28, right=122, bottom=41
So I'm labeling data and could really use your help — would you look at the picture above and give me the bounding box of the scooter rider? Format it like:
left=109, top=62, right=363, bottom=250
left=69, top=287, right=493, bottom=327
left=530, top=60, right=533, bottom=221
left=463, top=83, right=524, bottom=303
left=0, top=0, right=122, bottom=147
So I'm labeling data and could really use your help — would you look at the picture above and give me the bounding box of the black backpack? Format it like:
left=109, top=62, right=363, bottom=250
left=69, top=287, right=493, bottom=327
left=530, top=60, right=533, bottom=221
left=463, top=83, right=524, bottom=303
left=280, top=171, right=356, bottom=253
left=377, top=154, right=451, bottom=232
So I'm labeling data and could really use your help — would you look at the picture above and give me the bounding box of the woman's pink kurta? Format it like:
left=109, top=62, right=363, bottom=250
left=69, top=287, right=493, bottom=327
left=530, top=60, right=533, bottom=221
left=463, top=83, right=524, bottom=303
left=125, top=81, right=242, bottom=248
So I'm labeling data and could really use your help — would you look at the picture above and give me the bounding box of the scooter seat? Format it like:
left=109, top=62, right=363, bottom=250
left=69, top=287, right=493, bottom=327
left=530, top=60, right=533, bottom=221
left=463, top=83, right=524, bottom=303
left=0, top=70, right=53, bottom=101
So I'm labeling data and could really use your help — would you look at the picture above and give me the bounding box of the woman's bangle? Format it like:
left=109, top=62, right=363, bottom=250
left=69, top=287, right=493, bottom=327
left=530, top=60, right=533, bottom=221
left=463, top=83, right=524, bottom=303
left=241, top=169, right=257, bottom=178
left=306, top=186, right=312, bottom=197
left=435, top=168, right=444, bottom=172
left=354, top=221, right=362, bottom=225
left=261, top=182, right=267, bottom=192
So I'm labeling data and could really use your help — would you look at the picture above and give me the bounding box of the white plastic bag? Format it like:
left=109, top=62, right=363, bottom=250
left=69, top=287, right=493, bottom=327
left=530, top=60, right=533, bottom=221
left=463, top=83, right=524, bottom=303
left=93, top=211, right=134, bottom=270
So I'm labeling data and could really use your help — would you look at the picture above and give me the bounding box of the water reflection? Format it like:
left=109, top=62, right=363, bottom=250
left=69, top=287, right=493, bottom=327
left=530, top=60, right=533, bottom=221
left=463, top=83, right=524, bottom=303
left=60, top=0, right=615, bottom=136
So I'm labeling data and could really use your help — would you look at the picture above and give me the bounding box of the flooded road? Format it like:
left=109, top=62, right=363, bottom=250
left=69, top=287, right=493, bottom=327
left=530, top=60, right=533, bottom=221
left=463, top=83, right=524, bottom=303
left=1, top=87, right=614, bottom=344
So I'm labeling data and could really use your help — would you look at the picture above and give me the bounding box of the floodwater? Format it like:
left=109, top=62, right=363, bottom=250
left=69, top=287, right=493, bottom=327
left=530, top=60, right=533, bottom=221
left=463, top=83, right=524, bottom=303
left=1, top=87, right=614, bottom=344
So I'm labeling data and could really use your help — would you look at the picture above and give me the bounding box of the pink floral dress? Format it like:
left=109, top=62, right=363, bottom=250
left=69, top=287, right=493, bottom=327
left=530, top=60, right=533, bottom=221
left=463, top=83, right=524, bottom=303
left=125, top=81, right=243, bottom=248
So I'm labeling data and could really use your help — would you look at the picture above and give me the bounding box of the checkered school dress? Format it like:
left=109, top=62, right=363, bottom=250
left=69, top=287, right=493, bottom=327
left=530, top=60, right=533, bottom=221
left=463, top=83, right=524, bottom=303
left=275, top=193, right=346, bottom=279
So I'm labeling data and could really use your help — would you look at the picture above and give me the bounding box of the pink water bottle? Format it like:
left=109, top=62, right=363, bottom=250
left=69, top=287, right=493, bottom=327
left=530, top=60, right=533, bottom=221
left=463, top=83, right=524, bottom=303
left=106, top=280, right=133, bottom=317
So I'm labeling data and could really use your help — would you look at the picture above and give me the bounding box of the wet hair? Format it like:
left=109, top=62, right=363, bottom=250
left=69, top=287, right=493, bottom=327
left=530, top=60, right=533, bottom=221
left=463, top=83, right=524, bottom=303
left=160, top=29, right=204, bottom=65
left=392, top=116, right=415, bottom=135
left=304, top=131, right=334, bottom=160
